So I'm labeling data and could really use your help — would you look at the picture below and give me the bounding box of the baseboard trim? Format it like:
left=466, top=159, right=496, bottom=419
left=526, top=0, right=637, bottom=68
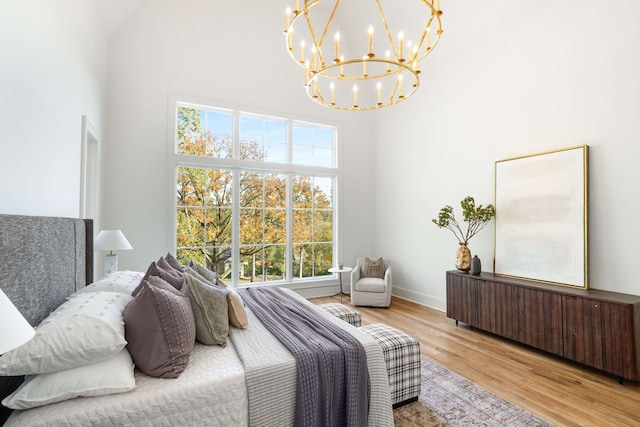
left=391, top=286, right=446, bottom=312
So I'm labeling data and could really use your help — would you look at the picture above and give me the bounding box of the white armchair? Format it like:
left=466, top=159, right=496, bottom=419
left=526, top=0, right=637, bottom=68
left=350, top=257, right=392, bottom=307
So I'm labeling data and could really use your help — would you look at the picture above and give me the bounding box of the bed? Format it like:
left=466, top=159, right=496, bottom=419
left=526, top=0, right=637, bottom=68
left=0, top=214, right=393, bottom=426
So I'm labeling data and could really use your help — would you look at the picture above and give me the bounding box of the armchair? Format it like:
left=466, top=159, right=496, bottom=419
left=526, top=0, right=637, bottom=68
left=350, top=257, right=392, bottom=307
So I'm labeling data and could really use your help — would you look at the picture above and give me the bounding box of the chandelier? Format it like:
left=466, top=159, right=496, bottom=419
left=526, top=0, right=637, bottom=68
left=284, top=0, right=443, bottom=111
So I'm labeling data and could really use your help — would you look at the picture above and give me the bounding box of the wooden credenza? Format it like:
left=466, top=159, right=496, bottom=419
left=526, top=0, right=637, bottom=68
left=446, top=271, right=640, bottom=381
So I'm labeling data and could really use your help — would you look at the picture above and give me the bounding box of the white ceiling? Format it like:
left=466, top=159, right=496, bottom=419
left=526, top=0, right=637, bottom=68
left=94, top=0, right=149, bottom=39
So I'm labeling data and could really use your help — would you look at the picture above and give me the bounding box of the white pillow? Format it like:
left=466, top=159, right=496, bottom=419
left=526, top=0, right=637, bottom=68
left=2, top=348, right=136, bottom=410
left=0, top=291, right=132, bottom=375
left=75, top=270, right=144, bottom=295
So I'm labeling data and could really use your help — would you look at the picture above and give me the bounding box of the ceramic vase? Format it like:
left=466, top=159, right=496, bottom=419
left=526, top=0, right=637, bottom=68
left=470, top=255, right=481, bottom=275
left=455, top=243, right=472, bottom=272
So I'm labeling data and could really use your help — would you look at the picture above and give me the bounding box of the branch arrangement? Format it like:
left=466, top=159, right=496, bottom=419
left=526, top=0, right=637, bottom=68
left=432, top=196, right=495, bottom=244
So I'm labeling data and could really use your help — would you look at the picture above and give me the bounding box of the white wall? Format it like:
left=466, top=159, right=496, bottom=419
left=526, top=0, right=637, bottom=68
left=0, top=0, right=107, bottom=217
left=103, top=0, right=377, bottom=281
left=375, top=0, right=640, bottom=309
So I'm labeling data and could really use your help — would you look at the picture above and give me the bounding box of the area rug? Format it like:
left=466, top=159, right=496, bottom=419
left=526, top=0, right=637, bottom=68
left=393, top=357, right=553, bottom=426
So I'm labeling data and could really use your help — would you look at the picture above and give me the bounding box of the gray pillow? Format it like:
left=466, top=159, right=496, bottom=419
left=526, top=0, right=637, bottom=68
left=361, top=257, right=385, bottom=279
left=182, top=272, right=229, bottom=346
left=185, top=265, right=248, bottom=329
left=124, top=277, right=196, bottom=378
left=188, top=261, right=218, bottom=283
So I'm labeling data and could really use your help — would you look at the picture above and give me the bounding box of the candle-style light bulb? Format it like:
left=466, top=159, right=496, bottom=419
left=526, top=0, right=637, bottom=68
left=362, top=56, right=367, bottom=77
left=285, top=7, right=292, bottom=30
left=295, top=0, right=300, bottom=12
left=398, top=74, right=404, bottom=98
left=340, top=55, right=345, bottom=77
left=353, top=84, right=358, bottom=107
left=304, top=60, right=311, bottom=82
left=398, top=32, right=404, bottom=61
left=330, top=82, right=335, bottom=104
left=368, top=25, right=374, bottom=57
left=377, top=81, right=382, bottom=105
left=335, top=32, right=341, bottom=61
left=288, top=26, right=294, bottom=50
left=300, top=40, right=305, bottom=63
left=385, top=50, right=391, bottom=72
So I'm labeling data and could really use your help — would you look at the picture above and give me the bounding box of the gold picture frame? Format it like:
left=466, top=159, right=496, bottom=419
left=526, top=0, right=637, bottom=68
left=494, top=145, right=589, bottom=288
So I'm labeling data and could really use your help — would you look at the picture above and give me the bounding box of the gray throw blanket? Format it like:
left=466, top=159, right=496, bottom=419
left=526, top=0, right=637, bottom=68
left=239, top=287, right=370, bottom=427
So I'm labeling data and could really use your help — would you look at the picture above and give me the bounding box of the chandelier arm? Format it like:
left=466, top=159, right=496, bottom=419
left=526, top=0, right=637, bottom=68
left=317, top=0, right=341, bottom=51
left=414, top=14, right=435, bottom=63
left=375, top=0, right=399, bottom=61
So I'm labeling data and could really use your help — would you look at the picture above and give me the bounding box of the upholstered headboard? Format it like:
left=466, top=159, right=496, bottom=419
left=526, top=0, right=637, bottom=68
left=0, top=214, right=93, bottom=423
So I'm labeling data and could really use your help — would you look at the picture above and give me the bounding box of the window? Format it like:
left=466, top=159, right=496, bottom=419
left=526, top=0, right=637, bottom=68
left=173, top=102, right=337, bottom=285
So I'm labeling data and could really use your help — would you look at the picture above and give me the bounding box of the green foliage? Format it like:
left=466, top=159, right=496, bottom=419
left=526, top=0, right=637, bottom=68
left=432, top=196, right=495, bottom=244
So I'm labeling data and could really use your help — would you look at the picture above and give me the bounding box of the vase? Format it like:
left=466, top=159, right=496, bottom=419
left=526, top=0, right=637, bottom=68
left=470, top=255, right=481, bottom=275
left=455, top=243, right=472, bottom=272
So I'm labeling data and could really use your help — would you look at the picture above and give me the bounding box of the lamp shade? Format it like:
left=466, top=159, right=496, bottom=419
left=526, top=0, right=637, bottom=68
left=94, top=230, right=133, bottom=252
left=0, top=289, right=35, bottom=354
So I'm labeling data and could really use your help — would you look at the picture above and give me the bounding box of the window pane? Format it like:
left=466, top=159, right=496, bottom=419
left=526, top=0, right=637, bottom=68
left=314, top=210, right=333, bottom=242
left=314, top=243, right=333, bottom=276
left=292, top=244, right=313, bottom=279
left=292, top=175, right=313, bottom=208
left=265, top=209, right=286, bottom=244
left=177, top=106, right=232, bottom=158
left=204, top=169, right=233, bottom=208
left=264, top=173, right=286, bottom=208
left=240, top=209, right=263, bottom=246
left=292, top=123, right=334, bottom=167
left=240, top=171, right=263, bottom=208
left=315, top=127, right=333, bottom=149
left=205, top=208, right=232, bottom=246
left=292, top=144, right=313, bottom=166
left=176, top=207, right=205, bottom=248
left=292, top=209, right=312, bottom=243
left=265, top=141, right=287, bottom=163
left=313, top=176, right=333, bottom=209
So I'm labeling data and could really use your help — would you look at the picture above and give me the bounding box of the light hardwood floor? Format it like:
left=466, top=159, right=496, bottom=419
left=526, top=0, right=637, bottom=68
left=311, top=295, right=640, bottom=426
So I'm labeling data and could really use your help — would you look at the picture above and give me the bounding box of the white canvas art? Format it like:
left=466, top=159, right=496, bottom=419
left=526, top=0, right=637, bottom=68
left=494, top=146, right=588, bottom=288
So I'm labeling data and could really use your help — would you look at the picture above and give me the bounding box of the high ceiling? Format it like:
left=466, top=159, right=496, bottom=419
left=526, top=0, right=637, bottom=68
left=94, top=0, right=149, bottom=39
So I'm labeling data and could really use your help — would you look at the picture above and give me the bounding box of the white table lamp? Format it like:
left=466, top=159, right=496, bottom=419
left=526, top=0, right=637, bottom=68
left=0, top=289, right=35, bottom=354
left=94, top=230, right=133, bottom=276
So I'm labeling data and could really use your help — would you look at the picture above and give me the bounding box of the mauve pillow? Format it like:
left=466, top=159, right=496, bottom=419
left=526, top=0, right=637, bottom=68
left=361, top=257, right=385, bottom=279
left=157, top=256, right=183, bottom=278
left=182, top=272, right=229, bottom=346
left=165, top=252, right=184, bottom=272
left=124, top=278, right=196, bottom=378
left=134, top=262, right=183, bottom=296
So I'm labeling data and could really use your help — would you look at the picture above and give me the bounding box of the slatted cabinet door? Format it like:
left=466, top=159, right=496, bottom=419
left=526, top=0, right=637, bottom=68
left=563, top=297, right=638, bottom=380
left=446, top=273, right=478, bottom=327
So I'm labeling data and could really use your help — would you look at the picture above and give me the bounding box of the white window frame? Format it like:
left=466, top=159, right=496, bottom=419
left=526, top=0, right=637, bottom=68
left=167, top=96, right=341, bottom=288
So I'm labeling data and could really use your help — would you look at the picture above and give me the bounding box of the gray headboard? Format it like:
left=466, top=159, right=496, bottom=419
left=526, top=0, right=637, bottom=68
left=0, top=214, right=93, bottom=423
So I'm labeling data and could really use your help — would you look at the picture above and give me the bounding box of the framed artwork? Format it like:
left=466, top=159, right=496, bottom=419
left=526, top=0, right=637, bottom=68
left=494, top=145, right=588, bottom=288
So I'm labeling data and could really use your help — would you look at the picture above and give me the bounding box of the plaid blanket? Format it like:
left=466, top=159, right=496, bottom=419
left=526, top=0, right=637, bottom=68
left=240, top=287, right=369, bottom=427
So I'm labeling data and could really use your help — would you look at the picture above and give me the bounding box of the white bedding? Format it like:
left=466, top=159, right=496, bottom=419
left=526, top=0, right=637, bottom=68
left=5, top=343, right=248, bottom=427
left=5, top=289, right=393, bottom=427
